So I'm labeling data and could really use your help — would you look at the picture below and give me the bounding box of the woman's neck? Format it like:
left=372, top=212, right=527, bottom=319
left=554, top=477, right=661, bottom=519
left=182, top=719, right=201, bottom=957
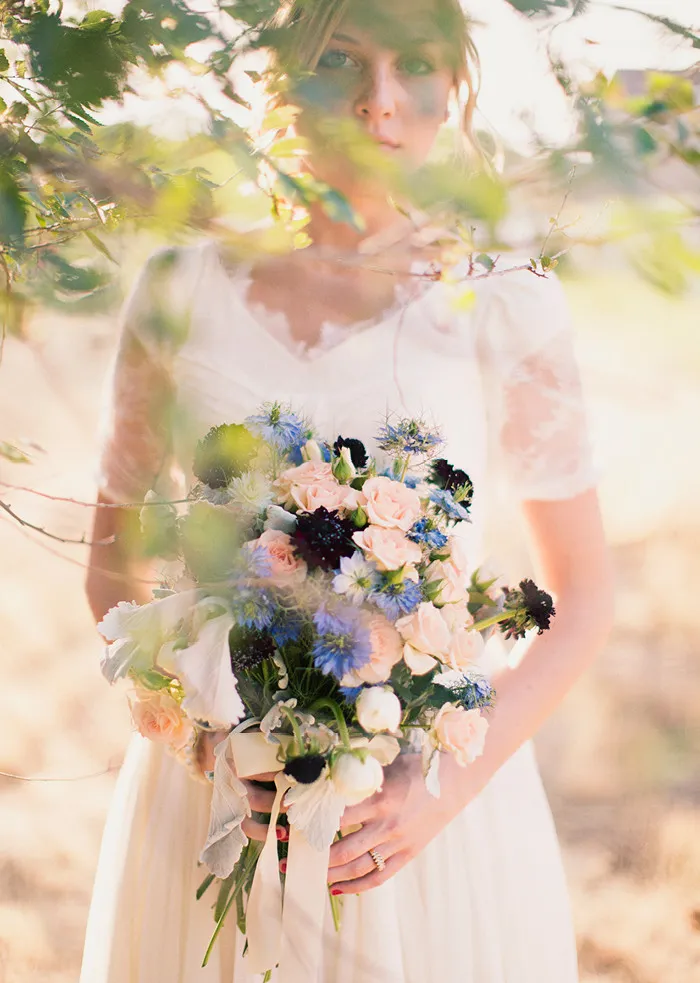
left=305, top=197, right=417, bottom=258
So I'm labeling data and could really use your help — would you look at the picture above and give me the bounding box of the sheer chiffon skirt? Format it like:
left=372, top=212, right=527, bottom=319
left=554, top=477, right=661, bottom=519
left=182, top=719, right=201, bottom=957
left=79, top=732, right=579, bottom=983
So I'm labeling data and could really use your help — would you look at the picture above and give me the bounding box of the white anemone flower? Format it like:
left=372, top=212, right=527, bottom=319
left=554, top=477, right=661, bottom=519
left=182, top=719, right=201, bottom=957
left=284, top=768, right=347, bottom=851
left=97, top=590, right=201, bottom=683
left=158, top=598, right=244, bottom=727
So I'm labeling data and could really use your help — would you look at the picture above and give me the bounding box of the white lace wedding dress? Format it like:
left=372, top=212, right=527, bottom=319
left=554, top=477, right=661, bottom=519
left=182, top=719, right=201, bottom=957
left=80, top=239, right=597, bottom=982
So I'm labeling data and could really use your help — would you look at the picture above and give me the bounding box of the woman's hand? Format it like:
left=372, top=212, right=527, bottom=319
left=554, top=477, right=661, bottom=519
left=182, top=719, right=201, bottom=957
left=195, top=732, right=287, bottom=843
left=326, top=752, right=481, bottom=895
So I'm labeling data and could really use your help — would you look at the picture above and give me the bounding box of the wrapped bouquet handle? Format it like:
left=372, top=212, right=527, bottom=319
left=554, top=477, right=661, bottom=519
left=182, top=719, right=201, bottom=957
left=203, top=730, right=331, bottom=981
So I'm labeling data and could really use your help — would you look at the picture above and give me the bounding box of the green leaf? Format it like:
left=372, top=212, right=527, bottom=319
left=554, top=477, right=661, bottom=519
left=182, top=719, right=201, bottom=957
left=137, top=668, right=177, bottom=691
left=84, top=229, right=118, bottom=264
left=8, top=102, right=29, bottom=122
left=0, top=97, right=6, bottom=114
left=474, top=252, right=495, bottom=271
left=0, top=441, right=32, bottom=464
left=0, top=48, right=9, bottom=74
left=267, top=136, right=308, bottom=159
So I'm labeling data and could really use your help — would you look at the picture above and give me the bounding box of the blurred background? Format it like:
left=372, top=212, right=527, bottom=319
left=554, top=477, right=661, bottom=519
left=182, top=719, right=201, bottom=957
left=1, top=1, right=699, bottom=981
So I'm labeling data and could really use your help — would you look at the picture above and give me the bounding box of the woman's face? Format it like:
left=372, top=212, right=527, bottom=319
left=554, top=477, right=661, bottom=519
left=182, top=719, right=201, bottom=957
left=291, top=0, right=456, bottom=198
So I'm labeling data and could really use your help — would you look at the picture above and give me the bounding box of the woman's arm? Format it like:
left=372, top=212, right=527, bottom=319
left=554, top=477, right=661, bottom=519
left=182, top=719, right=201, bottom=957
left=326, top=486, right=615, bottom=894
left=85, top=493, right=154, bottom=623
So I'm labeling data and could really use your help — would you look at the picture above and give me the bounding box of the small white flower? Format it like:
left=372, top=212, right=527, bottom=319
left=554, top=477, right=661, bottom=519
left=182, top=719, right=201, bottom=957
left=356, top=686, right=402, bottom=734
left=229, top=470, right=274, bottom=516
left=332, top=552, right=381, bottom=606
left=331, top=751, right=384, bottom=805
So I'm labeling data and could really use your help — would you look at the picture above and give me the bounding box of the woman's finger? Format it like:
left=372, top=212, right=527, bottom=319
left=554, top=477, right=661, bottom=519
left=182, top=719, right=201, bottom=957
left=242, top=780, right=277, bottom=813
left=339, top=791, right=385, bottom=830
left=328, top=823, right=389, bottom=869
left=327, top=839, right=395, bottom=886
left=330, top=850, right=406, bottom=895
left=241, top=817, right=273, bottom=843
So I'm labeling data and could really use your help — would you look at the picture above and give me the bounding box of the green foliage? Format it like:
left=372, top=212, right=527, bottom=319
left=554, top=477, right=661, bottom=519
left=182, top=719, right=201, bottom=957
left=0, top=0, right=697, bottom=332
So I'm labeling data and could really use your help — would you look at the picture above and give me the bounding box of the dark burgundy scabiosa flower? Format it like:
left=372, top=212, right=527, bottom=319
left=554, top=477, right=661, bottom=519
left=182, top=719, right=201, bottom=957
left=333, top=436, right=368, bottom=469
left=193, top=424, right=261, bottom=489
left=500, top=578, right=556, bottom=639
left=429, top=458, right=474, bottom=507
left=292, top=507, right=356, bottom=571
left=229, top=625, right=276, bottom=673
left=284, top=754, right=326, bottom=784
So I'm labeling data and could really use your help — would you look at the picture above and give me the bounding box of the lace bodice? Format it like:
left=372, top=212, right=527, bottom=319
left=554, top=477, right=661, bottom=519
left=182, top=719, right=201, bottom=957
left=98, top=240, right=597, bottom=561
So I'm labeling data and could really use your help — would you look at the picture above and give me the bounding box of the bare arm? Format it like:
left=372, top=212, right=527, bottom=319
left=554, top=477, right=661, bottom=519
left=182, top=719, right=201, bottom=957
left=85, top=493, right=154, bottom=623
left=327, top=486, right=615, bottom=894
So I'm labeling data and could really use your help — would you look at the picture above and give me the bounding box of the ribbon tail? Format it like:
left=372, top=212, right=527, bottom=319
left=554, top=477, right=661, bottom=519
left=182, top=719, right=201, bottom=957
left=278, top=824, right=331, bottom=983
left=244, top=772, right=289, bottom=974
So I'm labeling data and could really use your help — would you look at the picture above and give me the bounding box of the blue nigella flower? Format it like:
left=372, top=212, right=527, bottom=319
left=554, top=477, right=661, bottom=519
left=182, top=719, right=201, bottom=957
left=312, top=606, right=372, bottom=680
left=429, top=488, right=471, bottom=523
left=269, top=604, right=305, bottom=646
left=370, top=578, right=423, bottom=620
left=230, top=585, right=275, bottom=630
left=246, top=402, right=306, bottom=454
left=245, top=543, right=273, bottom=578
left=407, top=517, right=448, bottom=550
left=339, top=684, right=364, bottom=703
left=376, top=418, right=444, bottom=457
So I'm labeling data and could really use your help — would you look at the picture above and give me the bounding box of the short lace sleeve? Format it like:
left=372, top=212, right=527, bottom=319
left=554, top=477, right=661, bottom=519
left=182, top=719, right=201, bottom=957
left=97, top=247, right=197, bottom=503
left=476, top=264, right=598, bottom=501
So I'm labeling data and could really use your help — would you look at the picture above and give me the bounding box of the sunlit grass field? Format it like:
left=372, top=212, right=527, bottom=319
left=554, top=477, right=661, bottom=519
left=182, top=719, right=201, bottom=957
left=0, top=265, right=698, bottom=982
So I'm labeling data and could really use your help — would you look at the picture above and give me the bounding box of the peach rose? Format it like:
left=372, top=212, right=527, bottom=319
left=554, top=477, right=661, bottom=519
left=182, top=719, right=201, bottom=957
left=275, top=461, right=333, bottom=507
left=252, top=529, right=307, bottom=586
left=359, top=476, right=421, bottom=532
left=128, top=686, right=194, bottom=750
left=352, top=526, right=422, bottom=573
left=359, top=615, right=404, bottom=684
left=291, top=478, right=360, bottom=514
left=443, top=626, right=485, bottom=672
left=439, top=602, right=473, bottom=633
left=432, top=705, right=488, bottom=766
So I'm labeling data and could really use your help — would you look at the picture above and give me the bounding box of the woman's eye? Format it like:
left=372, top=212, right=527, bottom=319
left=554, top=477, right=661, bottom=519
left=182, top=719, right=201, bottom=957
left=318, top=49, right=355, bottom=70
left=399, top=56, right=435, bottom=76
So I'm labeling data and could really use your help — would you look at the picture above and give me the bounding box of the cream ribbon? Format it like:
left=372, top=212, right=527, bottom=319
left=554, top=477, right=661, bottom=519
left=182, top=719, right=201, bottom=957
left=228, top=731, right=331, bottom=981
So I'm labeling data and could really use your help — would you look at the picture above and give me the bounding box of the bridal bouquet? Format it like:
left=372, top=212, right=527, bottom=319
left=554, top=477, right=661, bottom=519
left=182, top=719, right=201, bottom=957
left=97, top=403, right=555, bottom=976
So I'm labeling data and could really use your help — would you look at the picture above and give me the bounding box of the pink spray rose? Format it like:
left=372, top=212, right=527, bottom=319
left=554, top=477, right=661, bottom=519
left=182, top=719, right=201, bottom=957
left=352, top=526, right=422, bottom=573
left=359, top=476, right=422, bottom=532
left=275, top=461, right=333, bottom=507
left=290, top=478, right=360, bottom=514
left=432, top=704, right=488, bottom=766
left=251, top=529, right=308, bottom=586
left=128, top=687, right=194, bottom=750
left=395, top=601, right=452, bottom=674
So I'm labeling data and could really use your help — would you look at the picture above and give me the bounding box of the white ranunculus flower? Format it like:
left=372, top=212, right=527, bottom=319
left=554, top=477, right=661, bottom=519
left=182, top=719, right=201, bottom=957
left=331, top=751, right=384, bottom=805
left=356, top=686, right=402, bottom=734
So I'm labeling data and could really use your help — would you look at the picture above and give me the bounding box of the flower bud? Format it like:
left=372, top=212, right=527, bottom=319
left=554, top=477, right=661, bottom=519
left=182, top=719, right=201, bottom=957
left=331, top=751, right=384, bottom=805
left=350, top=506, right=368, bottom=529
left=356, top=686, right=402, bottom=733
left=332, top=446, right=357, bottom=484
left=301, top=439, right=323, bottom=463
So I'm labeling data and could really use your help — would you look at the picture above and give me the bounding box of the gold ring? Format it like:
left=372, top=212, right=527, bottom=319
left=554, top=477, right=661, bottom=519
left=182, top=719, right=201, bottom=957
left=368, top=848, right=386, bottom=872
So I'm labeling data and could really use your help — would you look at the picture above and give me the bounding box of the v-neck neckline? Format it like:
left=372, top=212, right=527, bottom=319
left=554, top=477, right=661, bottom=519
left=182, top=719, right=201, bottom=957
left=213, top=246, right=443, bottom=366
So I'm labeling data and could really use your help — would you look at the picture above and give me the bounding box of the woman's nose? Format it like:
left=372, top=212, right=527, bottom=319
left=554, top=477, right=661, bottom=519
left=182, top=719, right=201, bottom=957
left=354, top=63, right=399, bottom=123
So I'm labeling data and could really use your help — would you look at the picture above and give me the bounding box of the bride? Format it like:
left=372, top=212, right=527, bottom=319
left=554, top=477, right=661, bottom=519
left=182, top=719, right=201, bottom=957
left=81, top=1, right=614, bottom=980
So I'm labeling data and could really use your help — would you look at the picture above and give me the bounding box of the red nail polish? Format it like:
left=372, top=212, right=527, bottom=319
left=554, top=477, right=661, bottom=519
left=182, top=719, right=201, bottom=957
left=276, top=826, right=287, bottom=841
left=330, top=888, right=342, bottom=896
left=280, top=860, right=287, bottom=874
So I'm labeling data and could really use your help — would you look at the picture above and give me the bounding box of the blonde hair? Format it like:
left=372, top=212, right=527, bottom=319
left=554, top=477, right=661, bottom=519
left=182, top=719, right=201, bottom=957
left=267, top=0, right=485, bottom=165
